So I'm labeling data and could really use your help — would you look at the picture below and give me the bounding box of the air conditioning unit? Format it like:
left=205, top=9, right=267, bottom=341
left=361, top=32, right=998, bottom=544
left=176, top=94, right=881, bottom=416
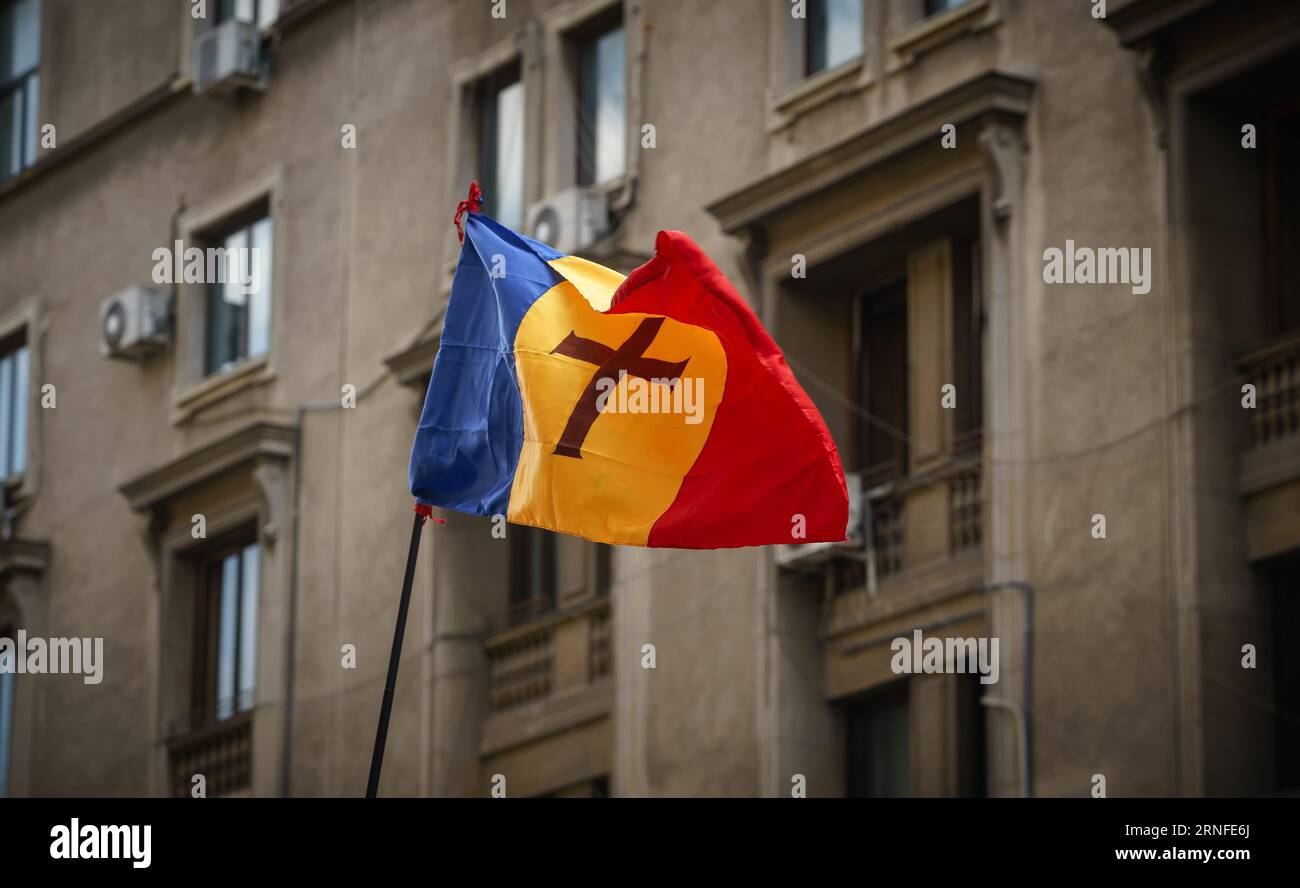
left=192, top=19, right=265, bottom=96
left=101, top=286, right=171, bottom=360
left=525, top=187, right=610, bottom=254
left=773, top=473, right=865, bottom=569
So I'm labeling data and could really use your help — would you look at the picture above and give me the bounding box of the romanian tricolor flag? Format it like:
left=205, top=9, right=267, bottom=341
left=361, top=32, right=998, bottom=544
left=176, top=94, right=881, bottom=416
left=408, top=188, right=847, bottom=549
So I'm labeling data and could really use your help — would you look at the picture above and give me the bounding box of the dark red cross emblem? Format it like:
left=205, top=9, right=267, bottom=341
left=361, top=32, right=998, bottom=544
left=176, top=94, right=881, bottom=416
left=549, top=316, right=690, bottom=459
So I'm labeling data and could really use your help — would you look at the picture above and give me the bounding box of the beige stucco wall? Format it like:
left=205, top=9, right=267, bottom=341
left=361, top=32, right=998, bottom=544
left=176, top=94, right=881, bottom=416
left=0, top=0, right=1291, bottom=797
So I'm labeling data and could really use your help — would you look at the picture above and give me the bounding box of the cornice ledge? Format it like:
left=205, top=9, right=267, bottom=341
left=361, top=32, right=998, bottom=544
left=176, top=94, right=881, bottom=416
left=384, top=333, right=443, bottom=390
left=1099, top=0, right=1220, bottom=48
left=119, top=419, right=298, bottom=513
left=706, top=70, right=1036, bottom=234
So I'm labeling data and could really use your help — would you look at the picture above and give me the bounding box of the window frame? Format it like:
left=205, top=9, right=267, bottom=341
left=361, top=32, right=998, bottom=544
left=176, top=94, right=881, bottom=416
left=200, top=202, right=273, bottom=378
left=213, top=0, right=279, bottom=30
left=803, top=0, right=864, bottom=79
left=173, top=168, right=282, bottom=422
left=192, top=536, right=261, bottom=726
left=855, top=279, right=909, bottom=487
left=571, top=7, right=627, bottom=189
left=844, top=679, right=912, bottom=798
left=475, top=60, right=526, bottom=229
left=508, top=526, right=557, bottom=625
left=0, top=332, right=29, bottom=483
left=1, top=0, right=41, bottom=180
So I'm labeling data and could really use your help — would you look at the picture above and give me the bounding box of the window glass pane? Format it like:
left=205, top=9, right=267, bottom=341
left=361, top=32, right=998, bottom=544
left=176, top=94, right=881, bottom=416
left=257, top=0, right=280, bottom=30
left=10, top=345, right=26, bottom=477
left=593, top=26, right=625, bottom=184
left=1, top=87, right=17, bottom=179
left=845, top=683, right=911, bottom=798
left=216, top=553, right=240, bottom=721
left=248, top=217, right=272, bottom=358
left=0, top=354, right=12, bottom=477
left=495, top=79, right=525, bottom=229
left=926, top=0, right=969, bottom=16
left=234, top=0, right=255, bottom=24
left=206, top=227, right=249, bottom=374
left=22, top=71, right=36, bottom=167
left=237, top=544, right=259, bottom=713
left=578, top=25, right=625, bottom=186
left=808, top=0, right=861, bottom=75
left=3, top=0, right=40, bottom=79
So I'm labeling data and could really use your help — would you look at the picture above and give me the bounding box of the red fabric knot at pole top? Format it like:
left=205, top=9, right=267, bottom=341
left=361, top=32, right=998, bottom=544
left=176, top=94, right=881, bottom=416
left=413, top=502, right=445, bottom=524
left=453, top=181, right=483, bottom=245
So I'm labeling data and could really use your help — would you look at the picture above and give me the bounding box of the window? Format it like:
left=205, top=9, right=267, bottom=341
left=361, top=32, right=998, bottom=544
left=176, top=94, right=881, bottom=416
left=1266, top=552, right=1300, bottom=789
left=509, top=526, right=556, bottom=626
left=1264, top=105, right=1300, bottom=338
left=0, top=624, right=13, bottom=798
left=204, top=208, right=272, bottom=376
left=1, top=0, right=39, bottom=180
left=194, top=542, right=260, bottom=723
left=856, top=281, right=908, bottom=486
left=924, top=0, right=970, bottom=16
left=0, top=337, right=28, bottom=481
left=215, top=0, right=279, bottom=29
left=805, top=0, right=862, bottom=77
left=576, top=14, right=625, bottom=187
left=952, top=239, right=983, bottom=450
left=845, top=681, right=911, bottom=798
left=477, top=62, right=525, bottom=229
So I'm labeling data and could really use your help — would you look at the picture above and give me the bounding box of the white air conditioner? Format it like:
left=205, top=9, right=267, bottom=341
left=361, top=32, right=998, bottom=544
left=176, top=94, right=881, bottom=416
left=525, top=187, right=610, bottom=254
left=101, top=286, right=171, bottom=360
left=192, top=19, right=265, bottom=96
left=774, top=473, right=865, bottom=569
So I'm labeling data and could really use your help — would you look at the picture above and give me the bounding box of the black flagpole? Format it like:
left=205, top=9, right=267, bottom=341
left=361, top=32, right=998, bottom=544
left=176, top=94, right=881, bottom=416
left=366, top=507, right=428, bottom=797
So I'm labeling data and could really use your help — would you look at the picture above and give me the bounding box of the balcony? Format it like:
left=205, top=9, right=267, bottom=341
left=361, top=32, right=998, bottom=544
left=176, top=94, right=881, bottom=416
left=854, top=457, right=984, bottom=586
left=479, top=595, right=614, bottom=795
left=1238, top=330, right=1300, bottom=562
left=166, top=711, right=252, bottom=798
left=827, top=458, right=986, bottom=639
left=485, top=595, right=611, bottom=714
left=1242, top=330, right=1300, bottom=452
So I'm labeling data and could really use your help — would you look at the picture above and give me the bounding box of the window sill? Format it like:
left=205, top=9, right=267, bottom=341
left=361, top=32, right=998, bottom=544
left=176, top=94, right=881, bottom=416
left=768, top=56, right=873, bottom=133
left=887, top=0, right=996, bottom=70
left=172, top=355, right=274, bottom=424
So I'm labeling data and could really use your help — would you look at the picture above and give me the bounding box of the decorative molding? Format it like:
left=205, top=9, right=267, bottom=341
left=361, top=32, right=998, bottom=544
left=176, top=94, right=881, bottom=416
left=384, top=331, right=442, bottom=390
left=766, top=57, right=873, bottom=134
left=119, top=419, right=297, bottom=513
left=1100, top=0, right=1220, bottom=48
left=252, top=461, right=288, bottom=545
left=480, top=678, right=613, bottom=757
left=977, top=122, right=1023, bottom=222
left=887, top=0, right=997, bottom=70
left=707, top=71, right=1035, bottom=234
left=1135, top=45, right=1171, bottom=150
left=0, top=538, right=50, bottom=580
left=172, top=355, right=276, bottom=423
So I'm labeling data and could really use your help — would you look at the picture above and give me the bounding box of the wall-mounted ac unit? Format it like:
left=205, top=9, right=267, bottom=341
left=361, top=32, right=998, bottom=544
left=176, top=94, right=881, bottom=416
left=773, top=473, right=865, bottom=569
left=192, top=19, right=265, bottom=96
left=525, top=187, right=610, bottom=255
left=101, top=286, right=171, bottom=360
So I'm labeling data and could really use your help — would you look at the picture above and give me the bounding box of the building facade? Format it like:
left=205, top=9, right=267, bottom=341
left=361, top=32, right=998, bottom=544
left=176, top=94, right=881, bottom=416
left=0, top=0, right=1296, bottom=797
